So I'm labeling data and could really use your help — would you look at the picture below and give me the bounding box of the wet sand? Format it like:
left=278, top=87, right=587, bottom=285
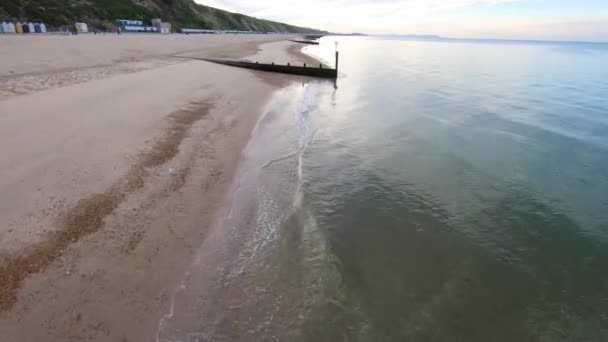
left=0, top=34, right=315, bottom=341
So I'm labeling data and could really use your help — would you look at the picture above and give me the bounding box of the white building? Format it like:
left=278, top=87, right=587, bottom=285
left=152, top=18, right=171, bottom=34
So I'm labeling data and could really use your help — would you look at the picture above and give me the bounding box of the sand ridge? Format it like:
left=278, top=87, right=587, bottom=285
left=0, top=101, right=213, bottom=311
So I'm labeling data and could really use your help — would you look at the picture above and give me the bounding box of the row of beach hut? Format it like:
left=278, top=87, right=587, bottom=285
left=1, top=22, right=47, bottom=34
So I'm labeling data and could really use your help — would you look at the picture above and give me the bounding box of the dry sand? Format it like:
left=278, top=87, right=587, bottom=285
left=0, top=33, right=316, bottom=341
left=0, top=33, right=295, bottom=99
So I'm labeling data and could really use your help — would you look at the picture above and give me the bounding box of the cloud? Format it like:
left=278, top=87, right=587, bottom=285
left=195, top=0, right=608, bottom=41
left=198, top=0, right=525, bottom=25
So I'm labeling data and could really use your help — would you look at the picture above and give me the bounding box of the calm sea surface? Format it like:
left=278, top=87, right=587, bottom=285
left=158, top=37, right=608, bottom=341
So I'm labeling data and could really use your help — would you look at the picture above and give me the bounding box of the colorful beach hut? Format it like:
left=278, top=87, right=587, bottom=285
left=0, top=22, right=6, bottom=33
left=28, top=22, right=35, bottom=33
left=34, top=23, right=41, bottom=33
left=2, top=22, right=11, bottom=33
left=7, top=22, right=15, bottom=33
left=75, top=22, right=88, bottom=33
left=21, top=23, right=29, bottom=33
left=40, top=23, right=46, bottom=33
left=15, top=22, right=23, bottom=33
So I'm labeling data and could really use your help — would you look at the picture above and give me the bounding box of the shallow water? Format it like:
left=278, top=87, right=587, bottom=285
left=158, top=37, right=608, bottom=341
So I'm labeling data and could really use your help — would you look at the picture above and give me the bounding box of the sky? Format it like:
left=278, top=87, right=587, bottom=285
left=195, top=0, right=608, bottom=42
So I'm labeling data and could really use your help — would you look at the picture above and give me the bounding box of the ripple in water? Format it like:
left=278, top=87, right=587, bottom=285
left=159, top=37, right=608, bottom=341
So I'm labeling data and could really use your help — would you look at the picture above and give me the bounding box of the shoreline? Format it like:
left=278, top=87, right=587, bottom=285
left=0, top=34, right=321, bottom=341
left=155, top=78, right=326, bottom=341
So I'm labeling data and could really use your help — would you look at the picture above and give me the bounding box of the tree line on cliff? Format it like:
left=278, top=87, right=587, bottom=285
left=0, top=0, right=325, bottom=33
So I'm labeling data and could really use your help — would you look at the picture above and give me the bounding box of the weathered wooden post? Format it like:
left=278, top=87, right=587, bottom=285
left=335, top=41, right=339, bottom=76
left=335, top=51, right=339, bottom=74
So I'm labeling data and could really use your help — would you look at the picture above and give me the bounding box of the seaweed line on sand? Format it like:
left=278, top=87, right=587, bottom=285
left=0, top=101, right=213, bottom=312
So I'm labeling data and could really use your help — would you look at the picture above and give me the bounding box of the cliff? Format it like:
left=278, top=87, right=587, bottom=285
left=0, top=0, right=325, bottom=33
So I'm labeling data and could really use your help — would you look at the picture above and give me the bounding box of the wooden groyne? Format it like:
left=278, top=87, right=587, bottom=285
left=290, top=40, right=320, bottom=45
left=202, top=58, right=338, bottom=79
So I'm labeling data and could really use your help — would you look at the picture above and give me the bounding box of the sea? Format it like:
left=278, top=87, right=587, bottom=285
left=157, top=36, right=608, bottom=341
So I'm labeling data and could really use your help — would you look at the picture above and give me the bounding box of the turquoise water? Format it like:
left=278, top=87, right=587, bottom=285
left=158, top=37, right=608, bottom=341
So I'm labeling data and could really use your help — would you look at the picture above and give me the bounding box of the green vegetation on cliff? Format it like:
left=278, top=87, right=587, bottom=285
left=0, top=0, right=325, bottom=33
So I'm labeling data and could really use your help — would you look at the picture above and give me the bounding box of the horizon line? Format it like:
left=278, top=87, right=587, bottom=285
left=331, top=33, right=608, bottom=44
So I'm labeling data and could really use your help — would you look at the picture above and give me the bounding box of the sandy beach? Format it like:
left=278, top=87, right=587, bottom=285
left=0, top=33, right=317, bottom=341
